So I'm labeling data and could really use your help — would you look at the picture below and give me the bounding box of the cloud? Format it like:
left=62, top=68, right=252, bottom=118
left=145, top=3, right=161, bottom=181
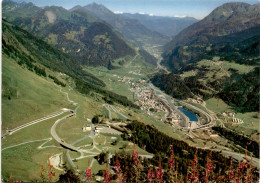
left=173, top=15, right=187, bottom=18
left=114, top=11, right=123, bottom=14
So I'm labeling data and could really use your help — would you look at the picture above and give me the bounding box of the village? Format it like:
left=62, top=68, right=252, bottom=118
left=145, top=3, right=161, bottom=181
left=116, top=75, right=185, bottom=126
left=107, top=73, right=229, bottom=131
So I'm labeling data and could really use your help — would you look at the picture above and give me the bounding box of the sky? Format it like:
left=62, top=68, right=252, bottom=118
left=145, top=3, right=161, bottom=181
left=14, top=0, right=259, bottom=19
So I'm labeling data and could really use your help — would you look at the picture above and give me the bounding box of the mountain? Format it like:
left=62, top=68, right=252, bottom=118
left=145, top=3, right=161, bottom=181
left=2, top=20, right=104, bottom=86
left=151, top=2, right=260, bottom=112
left=151, top=62, right=260, bottom=112
left=162, top=2, right=260, bottom=70
left=120, top=13, right=198, bottom=37
left=3, top=0, right=135, bottom=67
left=71, top=3, right=169, bottom=49
left=2, top=20, right=139, bottom=126
left=2, top=19, right=103, bottom=130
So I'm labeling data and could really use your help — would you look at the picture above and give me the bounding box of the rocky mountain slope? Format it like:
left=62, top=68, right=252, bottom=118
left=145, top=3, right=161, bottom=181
left=152, top=2, right=260, bottom=112
left=162, top=2, right=260, bottom=70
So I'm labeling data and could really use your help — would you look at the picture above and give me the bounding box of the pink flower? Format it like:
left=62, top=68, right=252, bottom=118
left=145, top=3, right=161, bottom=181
left=147, top=166, right=154, bottom=183
left=155, top=157, right=163, bottom=183
left=104, top=169, right=110, bottom=183
left=132, top=151, right=140, bottom=167
left=85, top=168, right=92, bottom=182
left=188, top=150, right=199, bottom=182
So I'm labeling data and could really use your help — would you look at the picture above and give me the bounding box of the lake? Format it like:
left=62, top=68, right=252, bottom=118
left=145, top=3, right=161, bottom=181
left=178, top=107, right=198, bottom=122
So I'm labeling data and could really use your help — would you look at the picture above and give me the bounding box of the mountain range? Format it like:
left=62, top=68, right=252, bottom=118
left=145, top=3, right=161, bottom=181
left=152, top=2, right=260, bottom=113
left=3, top=0, right=201, bottom=67
left=2, top=0, right=260, bottom=181
left=3, top=0, right=136, bottom=67
left=70, top=3, right=169, bottom=49
left=162, top=2, right=260, bottom=70
left=120, top=13, right=197, bottom=37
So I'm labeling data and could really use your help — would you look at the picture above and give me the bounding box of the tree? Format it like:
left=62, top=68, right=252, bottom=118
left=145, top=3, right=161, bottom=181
left=92, top=115, right=99, bottom=124
left=95, top=152, right=108, bottom=165
left=58, top=168, right=80, bottom=183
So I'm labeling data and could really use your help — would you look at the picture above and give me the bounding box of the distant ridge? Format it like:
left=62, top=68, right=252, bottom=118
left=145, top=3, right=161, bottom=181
left=71, top=3, right=169, bottom=48
left=162, top=2, right=260, bottom=70
left=120, top=13, right=198, bottom=37
left=3, top=1, right=135, bottom=67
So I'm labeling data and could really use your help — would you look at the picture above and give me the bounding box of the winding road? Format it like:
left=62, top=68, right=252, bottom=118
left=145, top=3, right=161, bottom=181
left=103, top=104, right=128, bottom=120
left=149, top=83, right=216, bottom=130
left=212, top=149, right=260, bottom=168
left=1, top=108, right=71, bottom=138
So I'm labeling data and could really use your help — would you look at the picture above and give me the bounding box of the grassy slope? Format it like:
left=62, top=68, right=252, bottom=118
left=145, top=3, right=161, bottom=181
left=1, top=21, right=157, bottom=181
left=2, top=55, right=72, bottom=132
left=1, top=56, right=156, bottom=181
left=1, top=55, right=75, bottom=181
left=205, top=98, right=259, bottom=139
left=1, top=114, right=67, bottom=182
left=181, top=59, right=255, bottom=82
left=196, top=63, right=259, bottom=137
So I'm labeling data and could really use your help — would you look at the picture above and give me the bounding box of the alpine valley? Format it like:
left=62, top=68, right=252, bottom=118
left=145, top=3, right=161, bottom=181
left=1, top=0, right=259, bottom=182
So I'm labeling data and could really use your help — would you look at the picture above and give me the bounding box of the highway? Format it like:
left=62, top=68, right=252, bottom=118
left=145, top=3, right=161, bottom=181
left=110, top=105, right=128, bottom=119
left=150, top=84, right=190, bottom=124
left=149, top=83, right=216, bottom=130
left=103, top=104, right=112, bottom=120
left=2, top=138, right=52, bottom=151
left=50, top=112, right=80, bottom=152
left=212, top=149, right=260, bottom=168
left=125, top=53, right=139, bottom=67
left=148, top=82, right=260, bottom=169
left=1, top=108, right=70, bottom=138
left=103, top=104, right=128, bottom=120
left=176, top=99, right=216, bottom=130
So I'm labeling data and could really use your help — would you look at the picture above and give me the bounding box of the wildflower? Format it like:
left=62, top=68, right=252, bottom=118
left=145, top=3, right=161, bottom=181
left=40, top=162, right=46, bottom=181
left=225, top=157, right=234, bottom=182
left=86, top=160, right=92, bottom=182
left=147, top=166, right=154, bottom=183
left=132, top=146, right=140, bottom=167
left=104, top=159, right=110, bottom=183
left=155, top=157, right=163, bottom=183
left=9, top=173, right=13, bottom=183
left=188, top=149, right=199, bottom=182
left=132, top=144, right=141, bottom=182
left=85, top=169, right=92, bottom=182
left=114, top=154, right=124, bottom=182
left=204, top=151, right=213, bottom=182
left=168, top=146, right=178, bottom=182
left=169, top=147, right=175, bottom=171
left=47, top=155, right=55, bottom=181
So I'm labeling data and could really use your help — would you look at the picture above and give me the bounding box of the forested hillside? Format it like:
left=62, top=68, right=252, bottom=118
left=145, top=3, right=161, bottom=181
left=3, top=0, right=135, bottom=67
left=162, top=2, right=260, bottom=71
left=219, top=67, right=259, bottom=112
left=73, top=3, right=169, bottom=48
left=2, top=20, right=104, bottom=86
left=151, top=2, right=259, bottom=113
left=2, top=20, right=139, bottom=109
left=151, top=66, right=259, bottom=112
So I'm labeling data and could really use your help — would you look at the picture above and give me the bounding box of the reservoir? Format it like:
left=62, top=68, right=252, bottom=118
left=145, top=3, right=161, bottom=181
left=178, top=107, right=198, bottom=122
